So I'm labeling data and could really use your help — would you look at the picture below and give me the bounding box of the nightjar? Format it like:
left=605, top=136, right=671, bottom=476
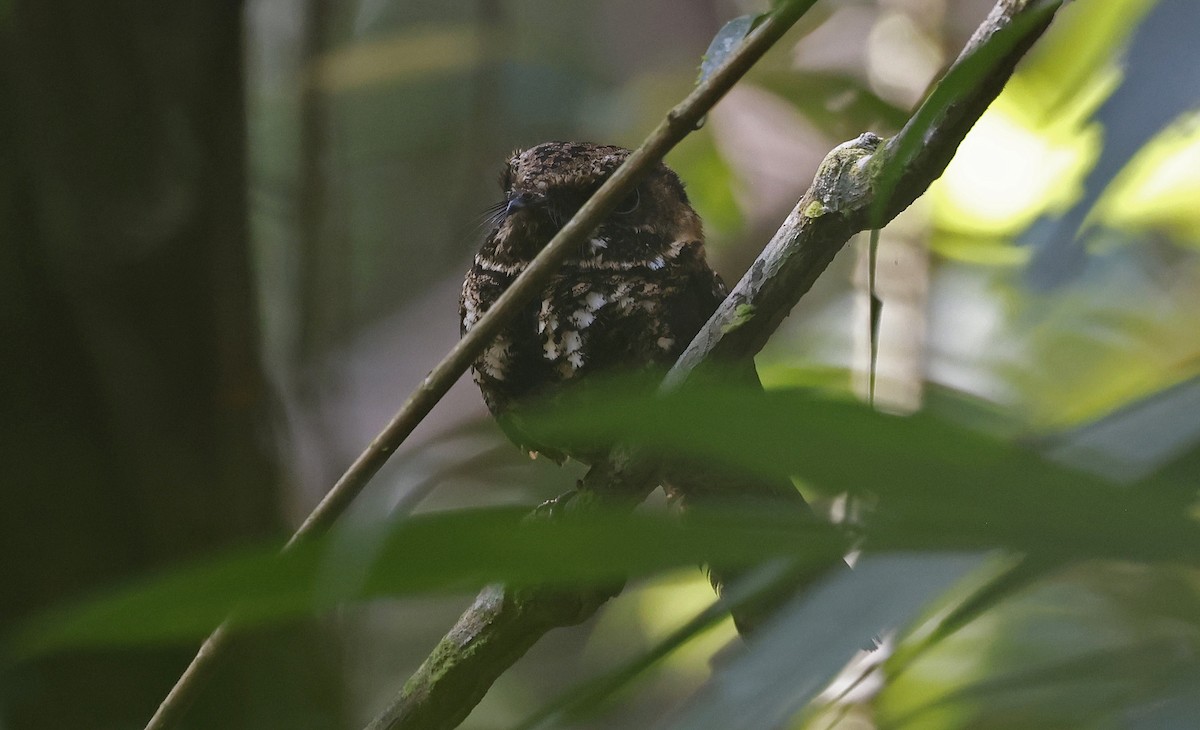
left=461, top=142, right=827, bottom=634
left=460, top=141, right=726, bottom=462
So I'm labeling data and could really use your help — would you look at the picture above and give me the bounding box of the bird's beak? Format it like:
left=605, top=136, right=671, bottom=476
left=505, top=191, right=544, bottom=217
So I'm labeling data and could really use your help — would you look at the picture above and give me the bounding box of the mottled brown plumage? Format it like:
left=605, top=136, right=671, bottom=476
left=460, top=142, right=829, bottom=636
left=460, top=142, right=726, bottom=461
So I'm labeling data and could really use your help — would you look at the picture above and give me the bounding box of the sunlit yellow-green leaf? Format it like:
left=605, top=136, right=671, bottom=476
left=930, top=80, right=1101, bottom=239
left=1017, top=0, right=1157, bottom=114
left=1099, top=115, right=1200, bottom=241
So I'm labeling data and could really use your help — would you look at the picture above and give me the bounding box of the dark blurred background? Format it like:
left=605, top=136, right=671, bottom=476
left=2, top=0, right=1197, bottom=728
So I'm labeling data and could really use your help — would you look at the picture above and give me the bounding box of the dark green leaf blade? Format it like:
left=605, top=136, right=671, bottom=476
left=4, top=506, right=846, bottom=661
left=669, top=554, right=983, bottom=729
left=521, top=382, right=1200, bottom=563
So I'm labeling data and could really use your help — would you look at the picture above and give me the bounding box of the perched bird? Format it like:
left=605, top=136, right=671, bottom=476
left=460, top=141, right=830, bottom=633
left=460, top=141, right=727, bottom=462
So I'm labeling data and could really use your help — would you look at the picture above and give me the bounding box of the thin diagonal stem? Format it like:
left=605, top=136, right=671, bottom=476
left=143, top=3, right=818, bottom=728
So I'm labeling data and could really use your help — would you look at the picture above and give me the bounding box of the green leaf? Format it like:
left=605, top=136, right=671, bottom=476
left=884, top=554, right=1050, bottom=677
left=887, top=643, right=1188, bottom=728
left=698, top=15, right=761, bottom=86
left=4, top=506, right=845, bottom=662
left=11, top=385, right=1195, bottom=666
left=870, top=0, right=1065, bottom=228
left=517, top=561, right=809, bottom=729
left=669, top=554, right=983, bottom=729
left=878, top=565, right=1200, bottom=729
left=521, top=382, right=1200, bottom=563
left=1123, top=673, right=1200, bottom=730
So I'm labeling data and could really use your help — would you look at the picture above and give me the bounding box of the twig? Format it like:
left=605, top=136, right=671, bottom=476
left=143, top=2, right=821, bottom=728
left=367, top=2, right=1062, bottom=728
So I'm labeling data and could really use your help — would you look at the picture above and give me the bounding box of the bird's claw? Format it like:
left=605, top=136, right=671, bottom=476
left=534, top=489, right=578, bottom=520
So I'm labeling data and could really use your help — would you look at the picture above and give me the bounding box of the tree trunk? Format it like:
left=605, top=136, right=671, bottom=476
left=0, top=2, right=344, bottom=726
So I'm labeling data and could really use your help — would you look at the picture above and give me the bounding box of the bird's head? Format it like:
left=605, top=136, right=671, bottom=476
left=484, top=141, right=702, bottom=265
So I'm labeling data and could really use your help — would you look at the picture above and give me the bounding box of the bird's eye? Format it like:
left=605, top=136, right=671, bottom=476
left=615, top=187, right=640, bottom=215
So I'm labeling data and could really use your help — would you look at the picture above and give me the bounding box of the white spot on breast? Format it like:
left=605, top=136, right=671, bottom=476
left=481, top=337, right=511, bottom=377
left=589, top=238, right=608, bottom=252
left=570, top=309, right=595, bottom=328
left=657, top=336, right=675, bottom=350
left=543, top=341, right=559, bottom=360
left=562, top=330, right=582, bottom=354
left=537, top=298, right=559, bottom=335
left=648, top=255, right=666, bottom=270
left=584, top=291, right=607, bottom=311
left=567, top=351, right=584, bottom=369
left=611, top=283, right=636, bottom=313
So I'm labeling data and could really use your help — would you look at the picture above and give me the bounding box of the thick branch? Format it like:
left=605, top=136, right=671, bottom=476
left=672, top=0, right=1059, bottom=373
left=370, top=2, right=1062, bottom=729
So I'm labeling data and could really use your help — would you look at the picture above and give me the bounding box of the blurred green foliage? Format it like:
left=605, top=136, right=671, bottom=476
left=8, top=381, right=1198, bottom=727
left=253, top=0, right=1200, bottom=723
left=6, top=0, right=1198, bottom=728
